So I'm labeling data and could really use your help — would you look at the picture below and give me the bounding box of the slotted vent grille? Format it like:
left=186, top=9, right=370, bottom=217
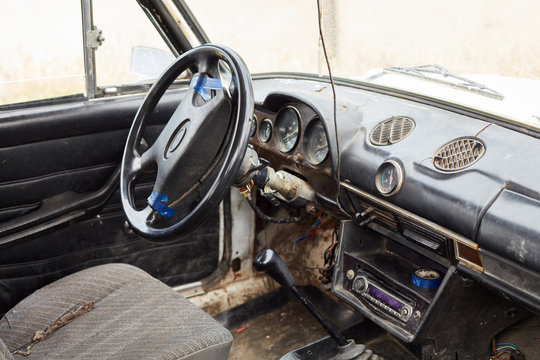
left=369, top=116, right=415, bottom=146
left=433, top=137, right=486, bottom=171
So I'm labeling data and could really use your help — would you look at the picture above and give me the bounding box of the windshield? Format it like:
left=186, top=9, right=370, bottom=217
left=186, top=0, right=540, bottom=129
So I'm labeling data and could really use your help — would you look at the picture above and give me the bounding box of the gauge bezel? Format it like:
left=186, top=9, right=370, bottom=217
left=250, top=114, right=258, bottom=138
left=303, top=117, right=329, bottom=166
left=258, top=118, right=273, bottom=143
left=375, top=160, right=404, bottom=196
left=275, top=106, right=301, bottom=153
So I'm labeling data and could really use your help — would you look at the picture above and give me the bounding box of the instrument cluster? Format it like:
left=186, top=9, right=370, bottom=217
left=250, top=102, right=329, bottom=168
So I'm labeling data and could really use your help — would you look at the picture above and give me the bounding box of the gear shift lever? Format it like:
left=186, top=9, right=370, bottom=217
left=253, top=248, right=349, bottom=346
left=254, top=249, right=378, bottom=359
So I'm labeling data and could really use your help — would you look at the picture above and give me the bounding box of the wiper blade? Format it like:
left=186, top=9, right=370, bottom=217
left=379, top=64, right=504, bottom=100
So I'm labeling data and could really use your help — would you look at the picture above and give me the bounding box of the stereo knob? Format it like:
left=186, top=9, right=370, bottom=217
left=400, top=307, right=410, bottom=318
left=352, top=276, right=367, bottom=293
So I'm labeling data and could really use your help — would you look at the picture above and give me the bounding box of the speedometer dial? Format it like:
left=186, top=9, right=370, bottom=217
left=276, top=106, right=301, bottom=153
left=305, top=118, right=329, bottom=165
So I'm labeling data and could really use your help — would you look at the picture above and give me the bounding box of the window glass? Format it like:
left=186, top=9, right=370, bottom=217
left=0, top=0, right=85, bottom=106
left=186, top=0, right=540, bottom=80
left=93, top=0, right=175, bottom=88
left=185, top=1, right=319, bottom=76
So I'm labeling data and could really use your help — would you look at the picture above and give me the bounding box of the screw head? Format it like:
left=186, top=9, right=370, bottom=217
left=346, top=270, right=355, bottom=280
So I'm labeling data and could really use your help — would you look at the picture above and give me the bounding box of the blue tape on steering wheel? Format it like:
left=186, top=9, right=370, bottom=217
left=411, top=269, right=442, bottom=289
left=147, top=192, right=175, bottom=219
left=190, top=76, right=223, bottom=101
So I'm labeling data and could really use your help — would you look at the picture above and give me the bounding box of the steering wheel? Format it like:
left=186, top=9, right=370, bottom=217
left=121, top=44, right=253, bottom=239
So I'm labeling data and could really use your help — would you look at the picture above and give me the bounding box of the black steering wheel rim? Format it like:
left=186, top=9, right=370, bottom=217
left=121, top=44, right=253, bottom=239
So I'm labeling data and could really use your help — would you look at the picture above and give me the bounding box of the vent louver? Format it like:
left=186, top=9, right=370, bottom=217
left=433, top=137, right=486, bottom=171
left=370, top=116, right=415, bottom=146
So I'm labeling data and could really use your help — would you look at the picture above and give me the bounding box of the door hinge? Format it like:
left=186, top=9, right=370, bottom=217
left=87, top=27, right=105, bottom=49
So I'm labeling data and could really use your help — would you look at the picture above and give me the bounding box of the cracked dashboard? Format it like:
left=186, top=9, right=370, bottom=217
left=250, top=75, right=540, bottom=341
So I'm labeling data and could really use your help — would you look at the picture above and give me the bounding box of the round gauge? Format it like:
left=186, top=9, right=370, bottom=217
left=259, top=118, right=272, bottom=143
left=275, top=106, right=301, bottom=153
left=375, top=160, right=403, bottom=196
left=304, top=118, right=329, bottom=165
left=250, top=114, right=258, bottom=137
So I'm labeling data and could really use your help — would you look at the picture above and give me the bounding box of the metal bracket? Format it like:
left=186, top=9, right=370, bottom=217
left=87, top=27, right=105, bottom=49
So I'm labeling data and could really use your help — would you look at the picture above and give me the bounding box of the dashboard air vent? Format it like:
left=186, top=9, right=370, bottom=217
left=433, top=137, right=485, bottom=171
left=370, top=116, right=415, bottom=146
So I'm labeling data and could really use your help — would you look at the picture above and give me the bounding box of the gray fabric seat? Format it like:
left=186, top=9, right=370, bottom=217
left=0, top=264, right=232, bottom=360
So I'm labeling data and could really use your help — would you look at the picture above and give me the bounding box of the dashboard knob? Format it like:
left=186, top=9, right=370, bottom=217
left=352, top=276, right=367, bottom=293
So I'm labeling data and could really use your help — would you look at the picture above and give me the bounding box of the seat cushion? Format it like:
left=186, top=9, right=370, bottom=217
left=0, top=338, right=12, bottom=360
left=0, top=263, right=232, bottom=360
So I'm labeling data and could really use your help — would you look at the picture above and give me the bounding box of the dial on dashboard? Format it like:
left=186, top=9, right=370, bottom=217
left=375, top=160, right=403, bottom=196
left=276, top=106, right=301, bottom=153
left=305, top=118, right=329, bottom=166
left=259, top=118, right=272, bottom=143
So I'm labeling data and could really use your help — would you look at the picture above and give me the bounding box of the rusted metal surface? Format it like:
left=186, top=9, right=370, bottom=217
left=189, top=215, right=339, bottom=315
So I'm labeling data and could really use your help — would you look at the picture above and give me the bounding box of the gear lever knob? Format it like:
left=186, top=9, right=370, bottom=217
left=253, top=248, right=295, bottom=289
left=253, top=248, right=350, bottom=348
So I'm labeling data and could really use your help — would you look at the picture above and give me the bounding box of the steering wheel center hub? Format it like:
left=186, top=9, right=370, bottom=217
left=165, top=120, right=190, bottom=158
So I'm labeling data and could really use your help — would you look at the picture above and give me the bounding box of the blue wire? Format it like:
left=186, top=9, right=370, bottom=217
left=495, top=343, right=519, bottom=350
left=293, top=213, right=325, bottom=247
left=294, top=235, right=308, bottom=246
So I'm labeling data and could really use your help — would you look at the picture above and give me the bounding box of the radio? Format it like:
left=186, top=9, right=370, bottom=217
left=350, top=275, right=413, bottom=323
left=339, top=251, right=434, bottom=340
left=333, top=222, right=447, bottom=341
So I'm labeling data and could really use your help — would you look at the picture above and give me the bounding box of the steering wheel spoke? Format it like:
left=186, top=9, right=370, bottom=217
left=121, top=45, right=253, bottom=239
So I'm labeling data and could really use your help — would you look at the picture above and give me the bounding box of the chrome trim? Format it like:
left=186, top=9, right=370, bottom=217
left=375, top=160, right=404, bottom=196
left=457, top=258, right=484, bottom=273
left=340, top=181, right=479, bottom=250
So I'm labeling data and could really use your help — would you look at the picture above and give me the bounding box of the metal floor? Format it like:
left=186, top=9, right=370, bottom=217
left=222, top=289, right=539, bottom=360
left=228, top=300, right=328, bottom=360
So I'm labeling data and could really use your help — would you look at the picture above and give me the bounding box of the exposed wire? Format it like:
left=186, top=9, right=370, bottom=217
left=293, top=212, right=326, bottom=250
left=475, top=122, right=493, bottom=137
left=324, top=223, right=340, bottom=264
left=489, top=341, right=523, bottom=360
left=316, top=0, right=342, bottom=210
left=244, top=194, right=309, bottom=224
left=490, top=350, right=511, bottom=359
left=495, top=343, right=520, bottom=351
left=319, top=222, right=340, bottom=284
left=324, top=240, right=338, bottom=265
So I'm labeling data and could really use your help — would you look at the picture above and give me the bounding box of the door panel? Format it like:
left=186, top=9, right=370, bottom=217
left=0, top=89, right=223, bottom=314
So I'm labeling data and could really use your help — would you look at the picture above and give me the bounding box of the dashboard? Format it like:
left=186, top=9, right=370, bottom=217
left=249, top=98, right=336, bottom=201
left=249, top=74, right=540, bottom=343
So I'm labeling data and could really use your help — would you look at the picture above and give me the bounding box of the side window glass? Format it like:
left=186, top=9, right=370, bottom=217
left=0, top=1, right=85, bottom=106
left=93, top=0, right=176, bottom=89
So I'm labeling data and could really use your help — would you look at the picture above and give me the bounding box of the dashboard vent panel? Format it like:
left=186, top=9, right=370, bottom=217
left=370, top=116, right=415, bottom=146
left=433, top=137, right=485, bottom=171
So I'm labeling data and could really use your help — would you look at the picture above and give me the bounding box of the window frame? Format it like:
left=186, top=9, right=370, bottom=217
left=0, top=0, right=208, bottom=111
left=88, top=0, right=210, bottom=98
